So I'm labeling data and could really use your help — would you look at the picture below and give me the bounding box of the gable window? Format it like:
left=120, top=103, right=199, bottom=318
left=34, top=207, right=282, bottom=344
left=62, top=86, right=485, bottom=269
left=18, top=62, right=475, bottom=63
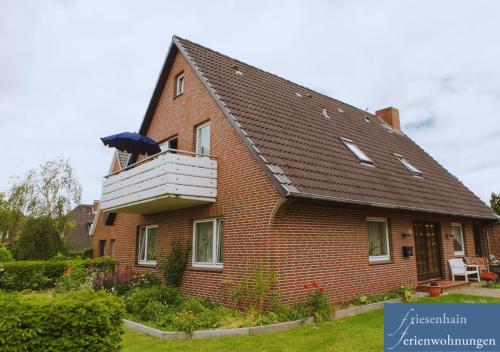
left=193, top=218, right=223, bottom=268
left=452, top=223, right=465, bottom=256
left=87, top=223, right=93, bottom=235
left=196, top=122, right=211, bottom=156
left=138, top=225, right=157, bottom=266
left=367, top=217, right=390, bottom=262
left=175, top=72, right=184, bottom=96
left=160, top=136, right=178, bottom=152
left=340, top=137, right=373, bottom=165
left=99, top=240, right=106, bottom=257
left=394, top=154, right=422, bottom=177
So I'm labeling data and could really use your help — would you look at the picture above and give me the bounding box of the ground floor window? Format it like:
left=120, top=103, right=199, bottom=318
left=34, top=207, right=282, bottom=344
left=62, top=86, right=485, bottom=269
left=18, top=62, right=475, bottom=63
left=367, top=217, right=390, bottom=262
left=110, top=239, right=116, bottom=257
left=138, top=225, right=157, bottom=265
left=98, top=240, right=106, bottom=257
left=193, top=218, right=223, bottom=268
left=452, top=223, right=465, bottom=256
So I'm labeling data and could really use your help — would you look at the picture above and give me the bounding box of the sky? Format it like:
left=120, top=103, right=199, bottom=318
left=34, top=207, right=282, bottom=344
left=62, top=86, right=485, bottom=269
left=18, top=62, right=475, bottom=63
left=1, top=0, right=499, bottom=205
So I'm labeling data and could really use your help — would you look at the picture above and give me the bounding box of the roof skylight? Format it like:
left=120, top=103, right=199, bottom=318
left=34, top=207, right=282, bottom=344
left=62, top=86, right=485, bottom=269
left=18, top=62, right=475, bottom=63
left=322, top=108, right=331, bottom=119
left=341, top=137, right=373, bottom=165
left=394, top=154, right=422, bottom=177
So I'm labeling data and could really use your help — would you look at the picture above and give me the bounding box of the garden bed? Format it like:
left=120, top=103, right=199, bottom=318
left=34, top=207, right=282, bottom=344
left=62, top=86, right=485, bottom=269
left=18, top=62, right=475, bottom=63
left=125, top=291, right=429, bottom=340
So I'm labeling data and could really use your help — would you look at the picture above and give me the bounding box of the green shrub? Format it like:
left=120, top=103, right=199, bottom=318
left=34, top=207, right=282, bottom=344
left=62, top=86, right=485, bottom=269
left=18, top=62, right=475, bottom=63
left=0, top=258, right=114, bottom=291
left=125, top=284, right=181, bottom=320
left=0, top=290, right=124, bottom=351
left=82, top=247, right=93, bottom=259
left=0, top=247, right=13, bottom=262
left=161, top=240, right=190, bottom=287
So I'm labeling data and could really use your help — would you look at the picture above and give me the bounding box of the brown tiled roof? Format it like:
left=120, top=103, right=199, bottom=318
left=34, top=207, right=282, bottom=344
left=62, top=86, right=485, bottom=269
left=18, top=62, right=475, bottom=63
left=143, top=36, right=496, bottom=219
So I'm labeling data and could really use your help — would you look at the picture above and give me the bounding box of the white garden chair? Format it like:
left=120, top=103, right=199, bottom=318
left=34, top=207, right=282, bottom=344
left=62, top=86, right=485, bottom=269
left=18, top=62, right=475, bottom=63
left=448, top=258, right=480, bottom=282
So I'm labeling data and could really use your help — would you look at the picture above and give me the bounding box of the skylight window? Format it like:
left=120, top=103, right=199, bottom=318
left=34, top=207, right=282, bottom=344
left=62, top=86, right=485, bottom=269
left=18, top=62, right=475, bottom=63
left=341, top=137, right=373, bottom=165
left=322, top=108, right=331, bottom=119
left=394, top=154, right=422, bottom=177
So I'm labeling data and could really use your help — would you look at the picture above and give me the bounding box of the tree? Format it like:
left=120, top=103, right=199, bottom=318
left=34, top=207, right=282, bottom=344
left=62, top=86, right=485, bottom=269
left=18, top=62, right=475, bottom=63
left=491, top=192, right=500, bottom=215
left=7, top=158, right=82, bottom=259
left=0, top=192, right=23, bottom=245
left=10, top=216, right=65, bottom=260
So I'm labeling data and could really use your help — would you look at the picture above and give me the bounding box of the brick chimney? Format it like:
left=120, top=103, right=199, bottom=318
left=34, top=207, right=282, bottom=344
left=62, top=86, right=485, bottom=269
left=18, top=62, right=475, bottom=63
left=375, top=107, right=401, bottom=132
left=92, top=200, right=100, bottom=214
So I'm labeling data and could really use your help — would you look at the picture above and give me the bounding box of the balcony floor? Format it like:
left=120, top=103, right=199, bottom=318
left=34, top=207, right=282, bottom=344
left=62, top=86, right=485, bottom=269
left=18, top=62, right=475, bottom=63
left=106, top=194, right=215, bottom=214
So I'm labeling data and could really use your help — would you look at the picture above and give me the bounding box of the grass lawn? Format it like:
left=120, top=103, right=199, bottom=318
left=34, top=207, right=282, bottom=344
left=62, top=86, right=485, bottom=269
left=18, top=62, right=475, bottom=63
left=122, top=294, right=500, bottom=352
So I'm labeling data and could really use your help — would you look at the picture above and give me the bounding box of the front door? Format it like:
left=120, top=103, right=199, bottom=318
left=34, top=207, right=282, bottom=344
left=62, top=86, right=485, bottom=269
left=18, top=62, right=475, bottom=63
left=414, top=222, right=442, bottom=282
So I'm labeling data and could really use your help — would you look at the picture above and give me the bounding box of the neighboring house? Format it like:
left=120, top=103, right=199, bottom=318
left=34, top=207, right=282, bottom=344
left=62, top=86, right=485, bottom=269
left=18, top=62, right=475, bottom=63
left=67, top=202, right=98, bottom=252
left=92, top=36, right=498, bottom=304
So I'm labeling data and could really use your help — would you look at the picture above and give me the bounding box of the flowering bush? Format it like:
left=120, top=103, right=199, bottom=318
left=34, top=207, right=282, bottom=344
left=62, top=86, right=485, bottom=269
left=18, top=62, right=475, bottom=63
left=56, top=264, right=96, bottom=291
left=93, top=265, right=160, bottom=295
left=303, top=280, right=333, bottom=323
left=481, top=271, right=498, bottom=281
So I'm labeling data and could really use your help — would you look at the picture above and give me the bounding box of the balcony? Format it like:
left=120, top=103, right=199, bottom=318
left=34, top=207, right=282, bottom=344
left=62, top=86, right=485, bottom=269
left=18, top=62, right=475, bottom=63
left=100, top=150, right=217, bottom=214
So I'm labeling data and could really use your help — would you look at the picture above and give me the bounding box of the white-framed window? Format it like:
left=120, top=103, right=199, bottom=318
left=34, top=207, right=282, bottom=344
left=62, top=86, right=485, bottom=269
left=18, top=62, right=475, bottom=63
left=452, top=223, right=465, bottom=256
left=175, top=72, right=184, bottom=96
left=87, top=223, right=92, bottom=235
left=196, top=122, right=211, bottom=156
left=192, top=218, right=223, bottom=268
left=160, top=136, right=178, bottom=152
left=340, top=137, right=373, bottom=165
left=138, top=225, right=158, bottom=265
left=367, top=217, right=390, bottom=262
left=394, top=154, right=422, bottom=177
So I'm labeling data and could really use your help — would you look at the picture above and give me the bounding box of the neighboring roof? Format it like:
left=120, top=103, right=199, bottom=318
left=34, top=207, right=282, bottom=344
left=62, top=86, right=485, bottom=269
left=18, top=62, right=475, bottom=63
left=140, top=36, right=496, bottom=219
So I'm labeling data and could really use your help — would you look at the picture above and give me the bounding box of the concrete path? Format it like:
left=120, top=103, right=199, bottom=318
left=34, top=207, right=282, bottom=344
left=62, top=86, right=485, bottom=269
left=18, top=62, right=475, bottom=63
left=446, top=284, right=500, bottom=299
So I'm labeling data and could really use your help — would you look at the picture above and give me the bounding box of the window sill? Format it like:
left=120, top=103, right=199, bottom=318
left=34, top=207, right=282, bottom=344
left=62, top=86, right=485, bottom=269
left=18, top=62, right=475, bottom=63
left=173, top=92, right=184, bottom=100
left=137, top=261, right=157, bottom=268
left=454, top=253, right=465, bottom=257
left=191, top=263, right=223, bottom=270
left=369, top=258, right=392, bottom=265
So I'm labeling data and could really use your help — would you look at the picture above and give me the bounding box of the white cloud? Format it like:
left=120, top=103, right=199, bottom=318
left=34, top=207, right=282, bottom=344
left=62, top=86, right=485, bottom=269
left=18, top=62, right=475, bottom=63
left=1, top=0, right=499, bottom=204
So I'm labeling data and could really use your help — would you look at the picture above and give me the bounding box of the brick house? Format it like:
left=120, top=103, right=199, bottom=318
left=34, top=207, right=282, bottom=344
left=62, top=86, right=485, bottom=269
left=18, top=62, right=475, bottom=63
left=91, top=36, right=498, bottom=304
left=67, top=202, right=98, bottom=252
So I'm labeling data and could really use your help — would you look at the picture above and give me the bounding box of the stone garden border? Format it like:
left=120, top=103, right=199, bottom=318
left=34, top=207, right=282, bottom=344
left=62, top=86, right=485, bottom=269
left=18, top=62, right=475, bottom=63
left=125, top=292, right=429, bottom=340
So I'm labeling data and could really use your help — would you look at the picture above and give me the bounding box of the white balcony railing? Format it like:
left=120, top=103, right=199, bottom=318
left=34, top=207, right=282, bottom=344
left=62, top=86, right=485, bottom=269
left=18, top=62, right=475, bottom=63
left=100, top=150, right=217, bottom=214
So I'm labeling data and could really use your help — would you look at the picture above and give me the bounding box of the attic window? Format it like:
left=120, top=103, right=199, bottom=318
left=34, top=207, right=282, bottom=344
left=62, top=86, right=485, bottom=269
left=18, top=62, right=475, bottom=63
left=175, top=72, right=184, bottom=96
left=340, top=137, right=373, bottom=165
left=337, top=108, right=344, bottom=113
left=295, top=92, right=303, bottom=98
left=394, top=154, right=422, bottom=177
left=364, top=116, right=371, bottom=122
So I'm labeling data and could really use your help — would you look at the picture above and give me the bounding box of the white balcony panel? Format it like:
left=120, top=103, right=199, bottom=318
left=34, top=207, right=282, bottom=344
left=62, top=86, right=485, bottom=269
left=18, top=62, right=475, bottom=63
left=100, top=152, right=217, bottom=214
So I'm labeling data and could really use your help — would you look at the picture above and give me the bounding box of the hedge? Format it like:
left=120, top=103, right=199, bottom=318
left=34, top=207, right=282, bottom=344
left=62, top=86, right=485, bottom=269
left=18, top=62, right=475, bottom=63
left=0, top=290, right=124, bottom=352
left=0, top=258, right=114, bottom=291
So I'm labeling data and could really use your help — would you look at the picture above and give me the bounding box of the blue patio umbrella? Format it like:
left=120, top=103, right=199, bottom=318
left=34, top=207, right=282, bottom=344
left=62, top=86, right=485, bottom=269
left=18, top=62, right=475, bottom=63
left=100, top=132, right=161, bottom=155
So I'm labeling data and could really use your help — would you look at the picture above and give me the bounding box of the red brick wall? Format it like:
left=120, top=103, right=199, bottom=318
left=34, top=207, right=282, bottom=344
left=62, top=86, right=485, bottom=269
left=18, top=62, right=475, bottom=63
left=488, top=223, right=500, bottom=257
left=93, top=49, right=482, bottom=306
left=270, top=200, right=480, bottom=304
